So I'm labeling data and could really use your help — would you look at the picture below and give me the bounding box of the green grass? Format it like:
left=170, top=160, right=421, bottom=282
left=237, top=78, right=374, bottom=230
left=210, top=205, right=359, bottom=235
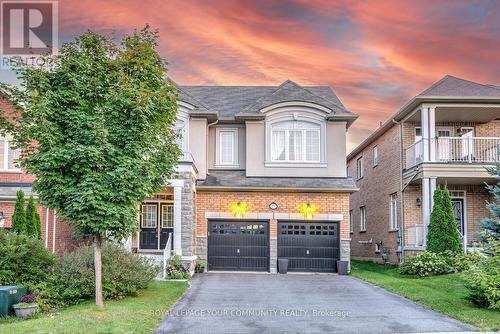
left=351, top=260, right=499, bottom=331
left=0, top=280, right=188, bottom=334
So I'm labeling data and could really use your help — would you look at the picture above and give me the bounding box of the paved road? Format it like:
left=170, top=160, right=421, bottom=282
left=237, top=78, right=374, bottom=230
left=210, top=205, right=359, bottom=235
left=156, top=273, right=474, bottom=334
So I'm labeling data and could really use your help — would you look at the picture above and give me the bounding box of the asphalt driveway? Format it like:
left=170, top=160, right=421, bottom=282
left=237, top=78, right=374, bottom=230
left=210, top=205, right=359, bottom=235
left=156, top=273, right=473, bottom=334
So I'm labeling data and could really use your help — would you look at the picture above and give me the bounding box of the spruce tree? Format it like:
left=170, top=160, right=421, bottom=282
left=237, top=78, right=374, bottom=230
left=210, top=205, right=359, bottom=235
left=481, top=164, right=500, bottom=256
left=26, top=196, right=42, bottom=239
left=11, top=189, right=27, bottom=234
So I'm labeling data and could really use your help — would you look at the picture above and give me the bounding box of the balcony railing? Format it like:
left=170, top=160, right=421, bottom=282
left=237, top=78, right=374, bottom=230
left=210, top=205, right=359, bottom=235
left=407, top=224, right=424, bottom=247
left=405, top=137, right=500, bottom=169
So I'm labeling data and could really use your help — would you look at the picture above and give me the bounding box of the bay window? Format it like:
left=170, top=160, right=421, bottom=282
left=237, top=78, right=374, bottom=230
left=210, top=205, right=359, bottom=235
left=270, top=120, right=321, bottom=163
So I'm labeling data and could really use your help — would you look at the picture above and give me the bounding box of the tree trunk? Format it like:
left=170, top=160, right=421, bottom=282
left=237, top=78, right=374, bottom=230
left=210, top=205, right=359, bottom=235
left=94, top=235, right=104, bottom=309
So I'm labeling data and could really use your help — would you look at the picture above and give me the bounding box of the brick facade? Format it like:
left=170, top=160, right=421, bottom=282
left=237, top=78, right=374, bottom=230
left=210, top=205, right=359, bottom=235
left=195, top=190, right=351, bottom=271
left=347, top=125, right=402, bottom=263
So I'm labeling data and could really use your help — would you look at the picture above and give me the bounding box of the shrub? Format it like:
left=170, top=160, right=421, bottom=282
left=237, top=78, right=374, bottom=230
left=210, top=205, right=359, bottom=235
left=51, top=243, right=160, bottom=305
left=427, top=187, right=462, bottom=254
left=165, top=255, right=191, bottom=279
left=11, top=189, right=27, bottom=235
left=195, top=260, right=206, bottom=273
left=400, top=251, right=454, bottom=276
left=0, top=230, right=55, bottom=286
left=25, top=196, right=42, bottom=239
left=464, top=256, right=500, bottom=309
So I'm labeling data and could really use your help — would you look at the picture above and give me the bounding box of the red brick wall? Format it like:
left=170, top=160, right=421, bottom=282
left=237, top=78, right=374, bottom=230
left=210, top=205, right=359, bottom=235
left=347, top=124, right=402, bottom=263
left=196, top=191, right=351, bottom=240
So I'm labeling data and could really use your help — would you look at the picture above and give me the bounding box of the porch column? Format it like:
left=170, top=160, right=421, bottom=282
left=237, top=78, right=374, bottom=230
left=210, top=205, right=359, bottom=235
left=428, top=107, right=436, bottom=161
left=166, top=179, right=184, bottom=256
left=421, top=106, right=436, bottom=162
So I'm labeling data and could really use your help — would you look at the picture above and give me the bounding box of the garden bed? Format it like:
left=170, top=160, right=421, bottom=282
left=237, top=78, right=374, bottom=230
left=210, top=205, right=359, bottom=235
left=0, top=281, right=188, bottom=334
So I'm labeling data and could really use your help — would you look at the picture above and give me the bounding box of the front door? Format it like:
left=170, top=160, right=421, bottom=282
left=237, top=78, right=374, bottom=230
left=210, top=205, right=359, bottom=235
left=139, top=203, right=174, bottom=250
left=451, top=199, right=465, bottom=244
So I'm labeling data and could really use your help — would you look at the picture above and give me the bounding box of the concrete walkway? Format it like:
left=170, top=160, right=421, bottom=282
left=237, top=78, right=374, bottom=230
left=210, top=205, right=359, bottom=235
left=156, top=273, right=474, bottom=334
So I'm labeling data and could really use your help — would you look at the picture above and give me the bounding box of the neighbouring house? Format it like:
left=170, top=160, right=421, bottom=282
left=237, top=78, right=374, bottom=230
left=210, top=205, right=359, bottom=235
left=0, top=80, right=358, bottom=273
left=347, top=75, right=500, bottom=264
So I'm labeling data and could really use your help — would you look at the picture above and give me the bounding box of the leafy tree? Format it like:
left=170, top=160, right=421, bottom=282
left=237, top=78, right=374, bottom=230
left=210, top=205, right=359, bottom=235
left=26, top=196, right=42, bottom=239
left=9, top=26, right=180, bottom=309
left=427, top=187, right=462, bottom=253
left=11, top=189, right=27, bottom=234
left=480, top=164, right=500, bottom=256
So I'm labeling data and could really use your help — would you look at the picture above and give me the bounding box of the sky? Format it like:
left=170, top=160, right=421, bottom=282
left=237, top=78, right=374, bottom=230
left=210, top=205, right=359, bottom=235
left=1, top=0, right=500, bottom=152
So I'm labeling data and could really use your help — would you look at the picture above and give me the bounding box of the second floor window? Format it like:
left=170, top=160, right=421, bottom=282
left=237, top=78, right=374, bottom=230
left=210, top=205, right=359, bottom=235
left=356, top=157, right=363, bottom=179
left=217, top=128, right=238, bottom=166
left=0, top=136, right=20, bottom=171
left=360, top=206, right=366, bottom=231
left=270, top=121, right=320, bottom=163
left=349, top=210, right=353, bottom=233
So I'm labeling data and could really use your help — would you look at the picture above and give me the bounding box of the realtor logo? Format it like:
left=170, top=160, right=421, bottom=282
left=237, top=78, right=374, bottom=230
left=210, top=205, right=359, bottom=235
left=0, top=0, right=58, bottom=67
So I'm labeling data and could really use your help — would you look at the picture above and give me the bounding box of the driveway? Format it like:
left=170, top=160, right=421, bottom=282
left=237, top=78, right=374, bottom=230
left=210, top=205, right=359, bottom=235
left=156, top=273, right=473, bottom=334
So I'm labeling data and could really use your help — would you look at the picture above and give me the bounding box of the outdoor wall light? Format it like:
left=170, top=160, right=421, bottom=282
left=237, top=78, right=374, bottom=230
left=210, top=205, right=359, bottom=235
left=299, top=203, right=317, bottom=221
left=416, top=197, right=422, bottom=207
left=230, top=202, right=248, bottom=218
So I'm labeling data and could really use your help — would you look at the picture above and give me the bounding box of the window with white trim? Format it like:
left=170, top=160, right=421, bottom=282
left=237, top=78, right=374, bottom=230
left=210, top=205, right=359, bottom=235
left=141, top=204, right=157, bottom=228
left=270, top=120, right=321, bottom=163
left=0, top=137, right=20, bottom=171
left=356, top=157, right=363, bottom=179
left=373, top=146, right=378, bottom=167
left=217, top=128, right=238, bottom=166
left=360, top=206, right=366, bottom=231
left=414, top=127, right=422, bottom=142
left=390, top=193, right=398, bottom=230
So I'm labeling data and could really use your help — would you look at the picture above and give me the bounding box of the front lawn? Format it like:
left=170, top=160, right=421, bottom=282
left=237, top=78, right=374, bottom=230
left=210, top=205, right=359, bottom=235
left=0, top=280, right=188, bottom=334
left=351, top=260, right=499, bottom=331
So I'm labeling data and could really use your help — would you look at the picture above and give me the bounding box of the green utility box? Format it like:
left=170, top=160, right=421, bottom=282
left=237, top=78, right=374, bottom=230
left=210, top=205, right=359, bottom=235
left=0, top=285, right=28, bottom=317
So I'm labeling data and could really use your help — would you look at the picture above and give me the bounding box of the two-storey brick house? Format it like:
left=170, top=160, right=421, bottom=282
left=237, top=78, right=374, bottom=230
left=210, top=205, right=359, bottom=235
left=347, top=75, right=500, bottom=264
left=1, top=80, right=358, bottom=273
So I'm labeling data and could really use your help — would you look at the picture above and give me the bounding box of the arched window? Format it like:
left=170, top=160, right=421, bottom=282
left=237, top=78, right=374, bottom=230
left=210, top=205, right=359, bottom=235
left=269, top=120, right=321, bottom=162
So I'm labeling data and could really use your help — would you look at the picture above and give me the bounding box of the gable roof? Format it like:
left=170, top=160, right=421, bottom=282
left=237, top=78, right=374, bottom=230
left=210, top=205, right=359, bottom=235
left=177, top=80, right=357, bottom=124
left=418, top=75, right=500, bottom=98
left=347, top=75, right=500, bottom=161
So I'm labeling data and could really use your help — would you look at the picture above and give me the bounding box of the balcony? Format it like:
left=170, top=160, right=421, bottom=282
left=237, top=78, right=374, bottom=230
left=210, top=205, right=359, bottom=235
left=405, top=137, right=500, bottom=169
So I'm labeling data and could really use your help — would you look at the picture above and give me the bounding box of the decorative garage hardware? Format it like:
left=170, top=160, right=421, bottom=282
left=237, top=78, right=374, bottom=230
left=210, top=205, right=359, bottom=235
left=230, top=202, right=248, bottom=218
left=298, top=203, right=317, bottom=220
left=278, top=221, right=339, bottom=273
left=208, top=221, right=269, bottom=271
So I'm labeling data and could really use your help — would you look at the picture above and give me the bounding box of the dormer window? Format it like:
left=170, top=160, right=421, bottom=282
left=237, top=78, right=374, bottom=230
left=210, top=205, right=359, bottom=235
left=270, top=120, right=321, bottom=163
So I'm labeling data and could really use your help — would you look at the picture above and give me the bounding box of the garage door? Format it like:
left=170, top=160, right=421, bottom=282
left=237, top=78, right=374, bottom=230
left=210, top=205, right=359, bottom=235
left=208, top=221, right=269, bottom=271
left=278, top=221, right=340, bottom=272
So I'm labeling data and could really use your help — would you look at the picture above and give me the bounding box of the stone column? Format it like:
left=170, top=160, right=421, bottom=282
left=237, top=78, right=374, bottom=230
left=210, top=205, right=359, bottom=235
left=269, top=218, right=277, bottom=273
left=167, top=179, right=184, bottom=256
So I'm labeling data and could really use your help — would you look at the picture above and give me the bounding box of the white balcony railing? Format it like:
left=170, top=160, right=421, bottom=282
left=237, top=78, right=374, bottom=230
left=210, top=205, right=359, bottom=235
left=407, top=224, right=424, bottom=247
left=405, top=137, right=500, bottom=169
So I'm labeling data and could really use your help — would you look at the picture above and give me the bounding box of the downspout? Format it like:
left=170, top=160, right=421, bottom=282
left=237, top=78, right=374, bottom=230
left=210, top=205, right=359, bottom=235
left=393, top=119, right=404, bottom=264
left=52, top=210, right=57, bottom=254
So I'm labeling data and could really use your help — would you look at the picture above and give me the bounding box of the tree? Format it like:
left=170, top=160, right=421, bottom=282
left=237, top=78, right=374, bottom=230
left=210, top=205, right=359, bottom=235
left=427, top=187, right=462, bottom=253
left=11, top=189, right=27, bottom=234
left=480, top=164, right=500, bottom=256
left=9, top=26, right=180, bottom=309
left=26, top=196, right=42, bottom=239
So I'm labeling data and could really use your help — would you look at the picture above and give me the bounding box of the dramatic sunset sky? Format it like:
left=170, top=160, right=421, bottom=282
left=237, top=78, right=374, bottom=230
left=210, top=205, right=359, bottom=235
left=1, top=0, right=500, bottom=151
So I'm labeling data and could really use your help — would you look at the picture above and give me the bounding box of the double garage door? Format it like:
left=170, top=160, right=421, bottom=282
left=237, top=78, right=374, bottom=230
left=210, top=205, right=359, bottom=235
left=207, top=220, right=339, bottom=272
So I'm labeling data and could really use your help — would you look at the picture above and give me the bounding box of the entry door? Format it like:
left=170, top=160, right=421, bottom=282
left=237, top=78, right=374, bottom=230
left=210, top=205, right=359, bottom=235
left=140, top=204, right=159, bottom=249
left=437, top=128, right=453, bottom=161
left=160, top=204, right=174, bottom=250
left=278, top=221, right=340, bottom=272
left=451, top=199, right=465, bottom=243
left=208, top=221, right=269, bottom=271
